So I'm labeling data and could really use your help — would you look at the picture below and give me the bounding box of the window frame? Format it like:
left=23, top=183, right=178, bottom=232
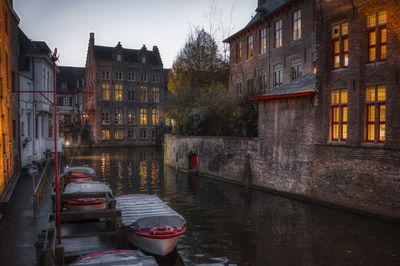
left=274, top=19, right=282, bottom=49
left=330, top=89, right=348, bottom=142
left=259, top=28, right=267, bottom=55
left=247, top=35, right=254, bottom=60
left=140, top=108, right=148, bottom=125
left=365, top=85, right=386, bottom=143
left=367, top=11, right=387, bottom=63
left=292, top=9, right=302, bottom=41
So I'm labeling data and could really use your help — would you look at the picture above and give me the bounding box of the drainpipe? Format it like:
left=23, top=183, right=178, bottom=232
left=267, top=20, right=271, bottom=92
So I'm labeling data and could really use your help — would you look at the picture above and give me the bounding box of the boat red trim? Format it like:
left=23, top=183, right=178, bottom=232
left=67, top=198, right=106, bottom=206
left=131, top=226, right=187, bottom=240
left=249, top=91, right=316, bottom=101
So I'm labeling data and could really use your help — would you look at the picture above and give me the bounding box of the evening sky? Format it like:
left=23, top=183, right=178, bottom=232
left=14, top=0, right=255, bottom=68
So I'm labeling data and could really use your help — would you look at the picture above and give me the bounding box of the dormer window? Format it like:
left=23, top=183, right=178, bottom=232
left=116, top=54, right=121, bottom=62
left=142, top=56, right=146, bottom=64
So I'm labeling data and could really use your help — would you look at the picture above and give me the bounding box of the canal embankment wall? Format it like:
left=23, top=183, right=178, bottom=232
left=164, top=134, right=400, bottom=220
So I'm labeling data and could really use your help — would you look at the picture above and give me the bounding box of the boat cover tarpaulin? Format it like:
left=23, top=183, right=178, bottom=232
left=71, top=250, right=158, bottom=265
left=64, top=181, right=112, bottom=196
left=64, top=166, right=96, bottom=176
left=116, top=194, right=186, bottom=231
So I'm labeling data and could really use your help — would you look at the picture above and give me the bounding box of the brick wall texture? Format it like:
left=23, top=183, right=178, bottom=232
left=165, top=0, right=400, bottom=220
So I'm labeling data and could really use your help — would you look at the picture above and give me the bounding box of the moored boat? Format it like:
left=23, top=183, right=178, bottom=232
left=62, top=181, right=113, bottom=211
left=71, top=250, right=158, bottom=265
left=62, top=166, right=95, bottom=183
left=116, top=194, right=187, bottom=256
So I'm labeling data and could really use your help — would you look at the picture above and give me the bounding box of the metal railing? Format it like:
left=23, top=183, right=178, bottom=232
left=33, top=160, right=50, bottom=218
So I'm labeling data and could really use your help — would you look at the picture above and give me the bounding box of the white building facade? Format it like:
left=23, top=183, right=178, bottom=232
left=18, top=29, right=64, bottom=167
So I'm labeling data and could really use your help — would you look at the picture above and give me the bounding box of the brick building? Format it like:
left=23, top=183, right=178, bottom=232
left=84, top=33, right=167, bottom=146
left=310, top=0, right=400, bottom=217
left=184, top=0, right=400, bottom=218
left=0, top=0, right=19, bottom=195
left=224, top=0, right=316, bottom=96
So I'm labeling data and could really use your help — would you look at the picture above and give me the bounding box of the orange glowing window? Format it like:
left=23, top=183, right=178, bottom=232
left=367, top=11, right=387, bottom=62
left=330, top=88, right=348, bottom=142
left=332, top=22, right=349, bottom=69
left=140, top=108, right=147, bottom=125
left=365, top=85, right=386, bottom=143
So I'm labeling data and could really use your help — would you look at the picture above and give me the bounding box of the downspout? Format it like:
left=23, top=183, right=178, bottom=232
left=267, top=20, right=271, bottom=92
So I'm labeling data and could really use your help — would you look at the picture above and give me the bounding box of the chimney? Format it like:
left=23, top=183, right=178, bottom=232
left=141, top=44, right=147, bottom=50
left=89, top=32, right=95, bottom=47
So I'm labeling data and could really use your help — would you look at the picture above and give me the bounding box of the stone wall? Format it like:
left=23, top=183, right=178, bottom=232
left=165, top=130, right=400, bottom=220
left=164, top=135, right=259, bottom=184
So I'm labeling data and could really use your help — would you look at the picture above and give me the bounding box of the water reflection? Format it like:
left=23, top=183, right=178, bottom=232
left=69, top=147, right=400, bottom=266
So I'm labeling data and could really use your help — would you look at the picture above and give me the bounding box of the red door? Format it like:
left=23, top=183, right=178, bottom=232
left=192, top=154, right=198, bottom=170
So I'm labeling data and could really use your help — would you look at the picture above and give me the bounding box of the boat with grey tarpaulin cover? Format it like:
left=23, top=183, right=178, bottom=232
left=116, top=194, right=187, bottom=256
left=62, top=181, right=113, bottom=211
left=61, top=166, right=95, bottom=183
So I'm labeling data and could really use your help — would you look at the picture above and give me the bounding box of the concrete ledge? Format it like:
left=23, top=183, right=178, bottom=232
left=0, top=172, right=21, bottom=203
left=165, top=163, right=400, bottom=224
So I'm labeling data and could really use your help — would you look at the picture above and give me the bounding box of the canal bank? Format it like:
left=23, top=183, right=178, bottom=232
left=164, top=135, right=400, bottom=221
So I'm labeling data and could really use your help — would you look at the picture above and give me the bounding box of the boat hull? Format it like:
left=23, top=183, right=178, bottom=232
left=128, top=227, right=186, bottom=256
left=65, top=198, right=107, bottom=211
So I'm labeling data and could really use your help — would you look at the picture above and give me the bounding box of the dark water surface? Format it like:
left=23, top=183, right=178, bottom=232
left=66, top=147, right=400, bottom=266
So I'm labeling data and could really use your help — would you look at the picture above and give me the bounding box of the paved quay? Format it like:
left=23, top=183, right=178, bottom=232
left=0, top=167, right=53, bottom=266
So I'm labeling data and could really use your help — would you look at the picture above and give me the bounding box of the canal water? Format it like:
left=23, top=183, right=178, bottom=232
left=65, top=147, right=400, bottom=266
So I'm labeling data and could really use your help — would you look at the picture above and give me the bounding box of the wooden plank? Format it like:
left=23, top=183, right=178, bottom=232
left=62, top=235, right=117, bottom=259
left=61, top=221, right=115, bottom=236
left=62, top=231, right=116, bottom=239
left=60, top=209, right=121, bottom=222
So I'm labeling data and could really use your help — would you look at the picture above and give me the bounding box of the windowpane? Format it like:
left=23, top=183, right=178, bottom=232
left=342, top=23, right=349, bottom=35
left=379, top=124, right=385, bottom=142
left=342, top=106, right=348, bottom=122
left=377, top=85, right=386, bottom=101
left=342, top=124, right=348, bottom=140
left=333, top=124, right=339, bottom=140
left=343, top=54, right=349, bottom=67
left=333, top=107, right=339, bottom=122
left=331, top=90, right=340, bottom=104
left=332, top=25, right=340, bottom=38
left=369, top=47, right=376, bottom=62
left=367, top=14, right=376, bottom=28
left=343, top=38, right=348, bottom=52
left=334, top=40, right=340, bottom=53
left=378, top=11, right=387, bottom=25
left=369, top=31, right=376, bottom=45
left=379, top=104, right=386, bottom=122
left=340, top=90, right=348, bottom=103
left=380, top=45, right=387, bottom=60
left=380, top=28, right=387, bottom=43
left=367, top=124, right=375, bottom=141
left=334, top=56, right=340, bottom=68
left=367, top=105, right=375, bottom=122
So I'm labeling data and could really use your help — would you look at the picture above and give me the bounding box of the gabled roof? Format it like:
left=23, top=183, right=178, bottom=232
left=224, top=0, right=290, bottom=43
left=93, top=45, right=162, bottom=65
left=250, top=73, right=316, bottom=101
